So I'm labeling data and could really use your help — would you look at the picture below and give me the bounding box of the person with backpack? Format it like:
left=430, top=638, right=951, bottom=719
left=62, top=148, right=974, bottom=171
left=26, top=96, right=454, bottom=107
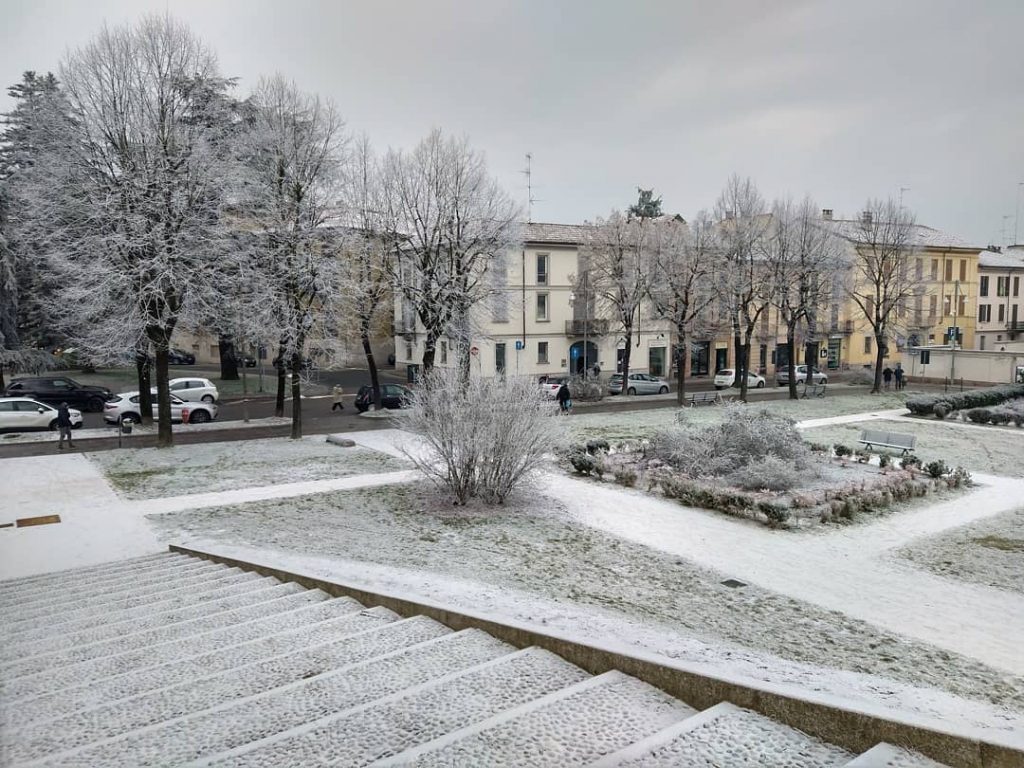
left=57, top=402, right=75, bottom=450
left=556, top=381, right=572, bottom=415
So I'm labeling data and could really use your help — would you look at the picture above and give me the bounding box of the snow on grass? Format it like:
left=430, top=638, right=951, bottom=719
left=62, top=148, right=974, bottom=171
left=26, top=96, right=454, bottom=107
left=799, top=418, right=1024, bottom=477
left=88, top=436, right=410, bottom=499
left=895, top=506, right=1024, bottom=595
left=569, top=391, right=913, bottom=443
left=146, top=482, right=1024, bottom=720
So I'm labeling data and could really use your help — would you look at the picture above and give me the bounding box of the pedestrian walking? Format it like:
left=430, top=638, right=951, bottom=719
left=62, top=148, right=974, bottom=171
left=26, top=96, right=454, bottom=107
left=331, top=384, right=345, bottom=411
left=57, top=402, right=74, bottom=449
left=882, top=366, right=893, bottom=390
left=556, top=382, right=572, bottom=415
left=894, top=364, right=904, bottom=390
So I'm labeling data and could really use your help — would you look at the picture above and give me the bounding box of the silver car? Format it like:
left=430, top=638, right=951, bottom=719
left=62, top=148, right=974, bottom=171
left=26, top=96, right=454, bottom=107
left=776, top=365, right=828, bottom=386
left=608, top=373, right=670, bottom=395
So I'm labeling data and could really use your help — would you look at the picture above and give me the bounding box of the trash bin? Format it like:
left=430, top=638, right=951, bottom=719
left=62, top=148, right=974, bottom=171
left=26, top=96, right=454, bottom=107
left=120, top=417, right=133, bottom=434
left=407, top=364, right=420, bottom=384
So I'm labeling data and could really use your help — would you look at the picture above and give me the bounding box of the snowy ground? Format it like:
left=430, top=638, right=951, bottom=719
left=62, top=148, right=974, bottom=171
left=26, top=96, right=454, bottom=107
left=3, top=398, right=1024, bottom=739
left=0, top=416, right=293, bottom=445
left=88, top=435, right=410, bottom=498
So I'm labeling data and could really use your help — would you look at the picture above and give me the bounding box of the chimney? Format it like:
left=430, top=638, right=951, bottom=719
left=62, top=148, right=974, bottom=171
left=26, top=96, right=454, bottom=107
left=862, top=211, right=873, bottom=225
left=822, top=209, right=833, bottom=221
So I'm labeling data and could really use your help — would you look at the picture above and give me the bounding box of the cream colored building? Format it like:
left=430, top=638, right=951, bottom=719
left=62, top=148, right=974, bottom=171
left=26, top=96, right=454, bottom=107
left=975, top=246, right=1024, bottom=352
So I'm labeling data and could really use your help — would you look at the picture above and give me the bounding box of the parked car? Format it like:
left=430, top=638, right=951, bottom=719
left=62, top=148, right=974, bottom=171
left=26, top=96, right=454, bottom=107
left=608, top=373, right=670, bottom=396
left=713, top=369, right=766, bottom=389
left=354, top=384, right=413, bottom=413
left=0, top=398, right=83, bottom=431
left=539, top=376, right=570, bottom=399
left=103, top=390, right=219, bottom=424
left=168, top=377, right=219, bottom=403
left=238, top=355, right=257, bottom=368
left=167, top=348, right=196, bottom=365
left=2, top=376, right=113, bottom=412
left=272, top=355, right=315, bottom=372
left=776, top=365, right=828, bottom=387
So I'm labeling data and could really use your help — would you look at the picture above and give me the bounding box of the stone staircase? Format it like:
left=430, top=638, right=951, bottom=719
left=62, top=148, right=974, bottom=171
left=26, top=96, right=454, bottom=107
left=0, top=553, right=949, bottom=767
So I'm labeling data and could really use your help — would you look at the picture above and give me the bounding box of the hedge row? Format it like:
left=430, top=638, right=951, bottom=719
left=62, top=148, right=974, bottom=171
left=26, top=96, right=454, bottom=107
left=905, top=383, right=1024, bottom=416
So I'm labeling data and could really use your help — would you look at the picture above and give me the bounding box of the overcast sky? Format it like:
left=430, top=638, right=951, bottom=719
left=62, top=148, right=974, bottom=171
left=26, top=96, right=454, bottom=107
left=4, top=0, right=1023, bottom=245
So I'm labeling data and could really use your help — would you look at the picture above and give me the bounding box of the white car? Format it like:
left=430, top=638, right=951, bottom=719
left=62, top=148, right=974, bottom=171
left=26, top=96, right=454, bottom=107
left=103, top=391, right=219, bottom=424
left=0, top=398, right=83, bottom=431
left=539, top=377, right=570, bottom=399
left=713, top=369, right=766, bottom=390
left=168, top=377, right=219, bottom=403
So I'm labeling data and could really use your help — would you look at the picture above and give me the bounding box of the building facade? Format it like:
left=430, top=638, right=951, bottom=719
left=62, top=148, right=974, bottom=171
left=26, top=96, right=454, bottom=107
left=976, top=246, right=1024, bottom=352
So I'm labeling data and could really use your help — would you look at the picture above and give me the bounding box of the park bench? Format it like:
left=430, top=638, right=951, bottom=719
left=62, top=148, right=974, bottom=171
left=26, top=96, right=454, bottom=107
left=802, top=382, right=827, bottom=399
left=858, top=429, right=916, bottom=455
left=684, top=391, right=733, bottom=407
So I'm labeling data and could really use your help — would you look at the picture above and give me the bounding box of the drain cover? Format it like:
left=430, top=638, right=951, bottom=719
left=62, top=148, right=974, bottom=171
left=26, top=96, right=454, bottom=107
left=720, top=578, right=746, bottom=589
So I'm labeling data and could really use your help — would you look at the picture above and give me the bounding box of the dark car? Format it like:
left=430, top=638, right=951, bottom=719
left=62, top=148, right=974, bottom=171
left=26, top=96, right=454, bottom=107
left=168, top=348, right=196, bottom=365
left=272, top=355, right=315, bottom=372
left=3, top=376, right=113, bottom=412
left=355, top=384, right=412, bottom=413
left=239, top=355, right=257, bottom=367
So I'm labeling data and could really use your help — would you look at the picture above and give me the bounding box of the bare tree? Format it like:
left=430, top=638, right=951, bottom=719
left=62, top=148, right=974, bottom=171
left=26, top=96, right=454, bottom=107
left=764, top=197, right=844, bottom=399
left=837, top=198, right=918, bottom=393
left=239, top=75, right=346, bottom=438
left=715, top=175, right=770, bottom=402
left=381, top=129, right=520, bottom=379
left=18, top=16, right=237, bottom=445
left=647, top=212, right=721, bottom=403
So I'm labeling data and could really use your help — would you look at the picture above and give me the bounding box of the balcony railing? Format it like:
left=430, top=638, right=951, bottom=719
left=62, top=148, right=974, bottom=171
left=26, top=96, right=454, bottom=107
left=828, top=320, right=854, bottom=335
left=565, top=319, right=610, bottom=336
left=1007, top=321, right=1024, bottom=332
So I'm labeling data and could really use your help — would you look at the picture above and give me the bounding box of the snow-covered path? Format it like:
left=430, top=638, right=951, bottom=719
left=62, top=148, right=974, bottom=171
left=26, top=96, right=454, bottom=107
left=794, top=409, right=908, bottom=429
left=543, top=471, right=1024, bottom=676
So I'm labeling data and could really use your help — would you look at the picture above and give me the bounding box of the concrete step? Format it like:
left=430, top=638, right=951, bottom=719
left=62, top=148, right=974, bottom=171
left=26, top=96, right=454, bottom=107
left=2, top=581, right=307, bottom=681
left=3, top=562, right=248, bottom=629
left=4, top=573, right=286, bottom=671
left=0, top=553, right=214, bottom=607
left=2, top=569, right=269, bottom=656
left=586, top=701, right=852, bottom=767
left=2, top=596, right=366, bottom=730
left=373, top=670, right=696, bottom=767
left=0, top=552, right=173, bottom=593
left=194, top=645, right=590, bottom=768
left=2, top=588, right=333, bottom=703
left=11, top=616, right=459, bottom=766
left=34, top=628, right=521, bottom=768
left=845, top=742, right=949, bottom=767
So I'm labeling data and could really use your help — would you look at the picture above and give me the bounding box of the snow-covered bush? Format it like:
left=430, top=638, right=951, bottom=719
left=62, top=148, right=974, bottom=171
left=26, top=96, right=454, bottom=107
left=613, top=466, right=638, bottom=487
left=569, top=376, right=604, bottom=402
left=924, top=460, right=949, bottom=479
left=847, top=367, right=876, bottom=386
left=394, top=369, right=565, bottom=504
left=726, top=454, right=802, bottom=491
left=933, top=403, right=949, bottom=420
left=966, top=408, right=992, bottom=424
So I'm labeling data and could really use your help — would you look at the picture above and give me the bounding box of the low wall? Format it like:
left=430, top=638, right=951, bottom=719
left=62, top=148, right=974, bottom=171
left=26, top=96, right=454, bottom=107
left=902, top=349, right=1024, bottom=386
left=170, top=544, right=1024, bottom=768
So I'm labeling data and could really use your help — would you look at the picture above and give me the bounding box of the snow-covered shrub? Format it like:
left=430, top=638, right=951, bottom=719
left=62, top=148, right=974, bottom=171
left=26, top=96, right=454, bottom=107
left=394, top=369, right=565, bottom=504
left=833, top=443, right=853, bottom=457
left=808, top=442, right=829, bottom=453
left=847, top=367, right=876, bottom=386
left=989, top=412, right=1011, bottom=425
left=585, top=438, right=610, bottom=455
left=924, top=459, right=949, bottom=479
left=966, top=408, right=992, bottom=424
left=569, top=375, right=603, bottom=402
left=933, top=403, right=949, bottom=420
left=613, top=466, right=638, bottom=488
left=906, top=395, right=939, bottom=415
left=901, top=455, right=922, bottom=471
left=878, top=452, right=892, bottom=468
left=947, top=466, right=972, bottom=488
left=726, top=454, right=802, bottom=491
left=757, top=500, right=790, bottom=526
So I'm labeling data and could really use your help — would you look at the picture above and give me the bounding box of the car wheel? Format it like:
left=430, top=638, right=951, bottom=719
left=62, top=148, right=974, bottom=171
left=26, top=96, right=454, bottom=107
left=87, top=396, right=105, bottom=413
left=715, top=385, right=724, bottom=390
left=48, top=419, right=59, bottom=431
left=627, top=387, right=637, bottom=396
left=201, top=394, right=215, bottom=403
left=71, top=422, right=83, bottom=430
left=756, top=381, right=765, bottom=388
left=658, top=385, right=669, bottom=394
left=356, top=405, right=368, bottom=413
left=189, top=410, right=211, bottom=424
left=121, top=412, right=140, bottom=424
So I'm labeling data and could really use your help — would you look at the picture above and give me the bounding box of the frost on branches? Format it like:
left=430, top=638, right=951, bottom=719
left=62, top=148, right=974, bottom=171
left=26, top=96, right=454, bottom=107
left=393, top=369, right=565, bottom=505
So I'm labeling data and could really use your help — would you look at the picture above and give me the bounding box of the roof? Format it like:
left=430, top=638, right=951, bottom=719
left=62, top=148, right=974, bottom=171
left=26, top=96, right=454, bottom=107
left=978, top=249, right=1024, bottom=270
left=523, top=222, right=591, bottom=245
left=825, top=219, right=972, bottom=249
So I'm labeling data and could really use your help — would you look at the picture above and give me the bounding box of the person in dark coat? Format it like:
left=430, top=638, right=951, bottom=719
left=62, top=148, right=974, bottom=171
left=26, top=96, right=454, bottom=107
left=556, top=382, right=572, bottom=414
left=894, top=364, right=904, bottom=390
left=57, top=402, right=74, bottom=449
left=882, top=366, right=893, bottom=390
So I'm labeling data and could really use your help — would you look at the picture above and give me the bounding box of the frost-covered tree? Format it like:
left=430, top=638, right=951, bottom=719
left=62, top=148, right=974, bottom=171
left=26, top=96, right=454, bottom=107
left=583, top=210, right=653, bottom=392
left=393, top=367, right=565, bottom=504
left=381, top=129, right=521, bottom=379
left=764, top=197, right=844, bottom=399
left=839, top=198, right=919, bottom=393
left=237, top=75, right=347, bottom=437
left=647, top=212, right=722, bottom=402
left=16, top=17, right=239, bottom=445
left=715, top=175, right=770, bottom=402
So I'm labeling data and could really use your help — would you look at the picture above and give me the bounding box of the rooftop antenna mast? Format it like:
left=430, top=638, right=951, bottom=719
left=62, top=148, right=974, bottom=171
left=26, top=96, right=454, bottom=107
left=522, top=153, right=538, bottom=223
left=898, top=186, right=910, bottom=209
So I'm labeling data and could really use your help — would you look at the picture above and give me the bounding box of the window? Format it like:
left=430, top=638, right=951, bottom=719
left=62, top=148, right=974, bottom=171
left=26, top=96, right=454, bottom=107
left=0, top=402, right=13, bottom=412
left=944, top=260, right=953, bottom=282
left=405, top=342, right=413, bottom=360
left=980, top=276, right=989, bottom=297
left=959, top=259, right=967, bottom=282
left=928, top=294, right=937, bottom=318
left=943, top=295, right=951, bottom=316
left=958, top=294, right=966, bottom=317
left=997, top=276, right=1010, bottom=297
left=979, top=304, right=991, bottom=322
left=439, top=341, right=448, bottom=365
left=495, top=342, right=506, bottom=375
left=999, top=304, right=1005, bottom=322
left=536, top=292, right=549, bottom=321
left=537, top=341, right=549, bottom=364
left=210, top=345, right=219, bottom=358
left=536, top=254, right=549, bottom=285
left=915, top=258, right=923, bottom=281
left=979, top=335, right=986, bottom=351
left=1015, top=276, right=1020, bottom=297
left=930, top=260, right=938, bottom=280
left=864, top=336, right=872, bottom=355
left=914, top=295, right=923, bottom=325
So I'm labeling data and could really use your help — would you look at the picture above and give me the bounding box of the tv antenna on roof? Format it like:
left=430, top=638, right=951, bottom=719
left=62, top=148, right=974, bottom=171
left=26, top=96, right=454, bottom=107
left=522, top=153, right=540, bottom=223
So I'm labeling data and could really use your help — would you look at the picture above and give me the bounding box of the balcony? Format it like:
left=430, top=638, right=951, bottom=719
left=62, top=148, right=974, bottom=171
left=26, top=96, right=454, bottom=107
left=1007, top=321, right=1024, bottom=332
left=565, top=319, right=609, bottom=336
left=828, top=320, right=855, bottom=335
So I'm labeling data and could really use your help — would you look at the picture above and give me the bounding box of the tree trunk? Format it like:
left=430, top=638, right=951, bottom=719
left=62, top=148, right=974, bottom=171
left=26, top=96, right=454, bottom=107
left=274, top=342, right=286, bottom=417
left=872, top=331, right=886, bottom=394
left=738, top=337, right=751, bottom=402
left=135, top=350, right=153, bottom=426
left=620, top=323, right=633, bottom=395
left=786, top=328, right=798, bottom=400
left=360, top=318, right=382, bottom=410
left=289, top=349, right=302, bottom=439
left=0, top=363, right=5, bottom=391
left=675, top=327, right=687, bottom=404
left=153, top=345, right=173, bottom=447
left=218, top=335, right=239, bottom=381
left=421, top=331, right=438, bottom=373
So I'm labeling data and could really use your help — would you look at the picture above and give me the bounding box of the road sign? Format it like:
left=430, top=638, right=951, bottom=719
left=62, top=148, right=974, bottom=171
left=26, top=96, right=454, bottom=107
left=515, top=340, right=524, bottom=351
left=819, top=349, right=828, bottom=358
left=470, top=346, right=479, bottom=357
